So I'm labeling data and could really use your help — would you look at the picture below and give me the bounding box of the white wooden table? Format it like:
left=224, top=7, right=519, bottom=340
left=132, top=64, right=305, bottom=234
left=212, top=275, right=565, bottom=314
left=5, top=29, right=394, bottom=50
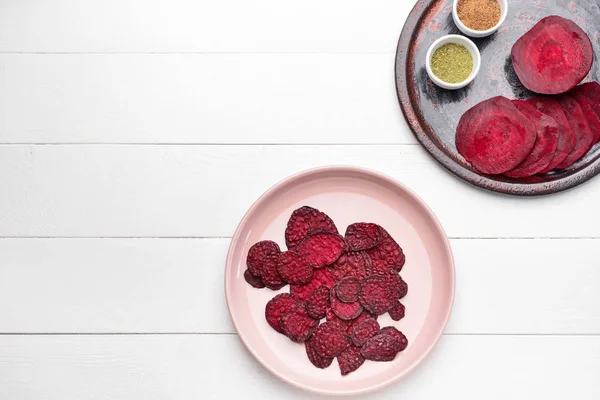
left=0, top=1, right=599, bottom=398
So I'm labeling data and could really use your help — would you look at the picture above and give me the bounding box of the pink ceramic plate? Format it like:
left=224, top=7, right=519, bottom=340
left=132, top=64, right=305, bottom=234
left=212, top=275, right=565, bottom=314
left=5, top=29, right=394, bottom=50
left=225, top=166, right=455, bottom=396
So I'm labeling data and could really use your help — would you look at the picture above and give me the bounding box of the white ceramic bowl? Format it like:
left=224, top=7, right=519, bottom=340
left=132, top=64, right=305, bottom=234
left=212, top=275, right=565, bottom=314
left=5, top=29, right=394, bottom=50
left=425, top=34, right=481, bottom=90
left=452, top=0, right=508, bottom=38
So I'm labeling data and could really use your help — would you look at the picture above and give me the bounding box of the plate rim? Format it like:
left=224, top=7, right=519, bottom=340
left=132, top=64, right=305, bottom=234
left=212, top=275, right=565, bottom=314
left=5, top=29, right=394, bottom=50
left=224, top=165, right=456, bottom=396
left=394, top=0, right=600, bottom=196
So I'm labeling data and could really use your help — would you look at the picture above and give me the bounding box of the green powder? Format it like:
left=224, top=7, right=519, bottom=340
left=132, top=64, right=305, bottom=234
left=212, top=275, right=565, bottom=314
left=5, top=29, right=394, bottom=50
left=431, top=43, right=473, bottom=84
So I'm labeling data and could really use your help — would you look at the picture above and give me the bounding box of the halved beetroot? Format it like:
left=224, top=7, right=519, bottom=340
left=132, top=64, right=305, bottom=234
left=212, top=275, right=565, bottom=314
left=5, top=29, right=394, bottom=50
left=504, top=100, right=558, bottom=178
left=556, top=95, right=594, bottom=169
left=526, top=97, right=576, bottom=172
left=570, top=90, right=600, bottom=146
left=456, top=97, right=537, bottom=174
left=511, top=16, right=593, bottom=95
left=572, top=82, right=600, bottom=134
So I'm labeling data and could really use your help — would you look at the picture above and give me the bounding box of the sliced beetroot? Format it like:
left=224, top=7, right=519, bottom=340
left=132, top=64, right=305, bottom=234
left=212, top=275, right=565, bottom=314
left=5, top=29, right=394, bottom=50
left=290, top=267, right=336, bottom=302
left=246, top=240, right=281, bottom=277
left=379, top=327, right=409, bottom=352
left=359, top=275, right=397, bottom=315
left=397, top=278, right=408, bottom=299
left=504, top=100, right=559, bottom=178
left=265, top=293, right=302, bottom=334
left=311, top=322, right=350, bottom=358
left=295, top=231, right=347, bottom=268
left=572, top=82, right=600, bottom=131
left=305, top=337, right=334, bottom=369
left=335, top=276, right=361, bottom=303
left=388, top=301, right=406, bottom=321
left=345, top=223, right=383, bottom=251
left=276, top=251, right=313, bottom=285
left=281, top=305, right=319, bottom=343
left=361, top=333, right=403, bottom=362
left=261, top=254, right=286, bottom=290
left=337, top=344, right=365, bottom=376
left=351, top=318, right=380, bottom=346
left=326, top=307, right=354, bottom=333
left=366, top=228, right=405, bottom=275
left=285, top=206, right=338, bottom=250
left=556, top=95, right=594, bottom=168
left=348, top=311, right=378, bottom=335
left=330, top=251, right=371, bottom=281
left=331, top=288, right=364, bottom=320
left=570, top=90, right=600, bottom=145
left=526, top=97, right=576, bottom=172
left=244, top=269, right=266, bottom=289
left=306, top=286, right=330, bottom=320
left=511, top=16, right=593, bottom=95
left=456, top=96, right=537, bottom=174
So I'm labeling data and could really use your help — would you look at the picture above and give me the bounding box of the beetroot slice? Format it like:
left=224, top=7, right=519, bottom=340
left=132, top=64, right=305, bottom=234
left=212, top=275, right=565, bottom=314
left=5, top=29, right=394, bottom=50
left=265, top=293, right=302, bottom=334
left=504, top=100, right=558, bottom=178
left=347, top=311, right=378, bottom=335
left=572, top=82, right=600, bottom=134
left=330, top=251, right=371, bottom=281
left=335, top=276, right=361, bottom=303
left=244, top=269, right=265, bottom=289
left=456, top=97, right=537, bottom=175
left=556, top=95, right=594, bottom=168
left=290, top=267, right=336, bottom=302
left=366, top=228, right=405, bottom=275
left=345, top=223, right=383, bottom=251
left=281, top=305, right=319, bottom=343
left=305, top=338, right=334, bottom=369
left=326, top=307, right=354, bottom=332
left=379, top=327, right=409, bottom=352
left=285, top=206, right=338, bottom=250
left=337, top=344, right=365, bottom=376
left=570, top=90, right=600, bottom=146
left=295, top=231, right=347, bottom=268
left=306, top=286, right=330, bottom=320
left=359, top=275, right=397, bottom=315
left=261, top=254, right=286, bottom=290
left=511, top=16, right=593, bottom=95
left=246, top=240, right=281, bottom=278
left=276, top=251, right=313, bottom=285
left=311, top=322, right=350, bottom=358
left=388, top=301, right=406, bottom=321
left=360, top=333, right=403, bottom=362
left=331, top=288, right=363, bottom=321
left=526, top=97, right=576, bottom=172
left=351, top=318, right=380, bottom=347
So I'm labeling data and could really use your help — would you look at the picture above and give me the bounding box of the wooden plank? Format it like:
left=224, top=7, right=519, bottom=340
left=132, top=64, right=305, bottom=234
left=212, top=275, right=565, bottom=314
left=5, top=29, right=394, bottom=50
left=0, top=0, right=412, bottom=53
left=0, top=335, right=598, bottom=399
left=0, top=145, right=599, bottom=238
left=0, top=54, right=410, bottom=144
left=0, top=238, right=598, bottom=334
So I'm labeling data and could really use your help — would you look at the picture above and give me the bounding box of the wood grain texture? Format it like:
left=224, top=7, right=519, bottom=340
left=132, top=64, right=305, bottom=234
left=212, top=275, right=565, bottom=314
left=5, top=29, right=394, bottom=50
left=0, top=0, right=411, bottom=54
left=0, top=335, right=598, bottom=399
left=0, top=54, right=410, bottom=144
left=1, top=238, right=598, bottom=334
left=0, top=145, right=599, bottom=238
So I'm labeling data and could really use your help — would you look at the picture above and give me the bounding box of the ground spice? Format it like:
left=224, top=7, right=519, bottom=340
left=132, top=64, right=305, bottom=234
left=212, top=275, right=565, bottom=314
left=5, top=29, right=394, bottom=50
left=457, top=0, right=501, bottom=31
left=430, top=43, right=473, bottom=84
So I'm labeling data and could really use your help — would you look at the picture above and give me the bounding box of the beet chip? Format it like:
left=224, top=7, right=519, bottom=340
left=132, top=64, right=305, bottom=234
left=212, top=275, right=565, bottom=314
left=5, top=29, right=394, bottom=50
left=276, top=251, right=313, bottom=285
left=379, top=327, right=408, bottom=352
left=388, top=301, right=406, bottom=321
left=330, top=251, right=371, bottom=281
left=351, top=318, right=380, bottom=347
left=247, top=240, right=281, bottom=277
left=326, top=307, right=353, bottom=332
left=361, top=333, right=403, bottom=362
left=244, top=269, right=265, bottom=289
left=397, top=279, right=408, bottom=299
left=285, top=206, right=339, bottom=250
left=296, top=232, right=347, bottom=268
left=367, top=229, right=405, bottom=275
left=337, top=344, right=365, bottom=376
left=359, top=275, right=397, bottom=315
left=281, top=305, right=319, bottom=343
left=345, top=223, right=383, bottom=251
left=382, top=272, right=405, bottom=299
left=331, top=288, right=363, bottom=321
left=348, top=311, right=378, bottom=335
left=261, top=254, right=286, bottom=290
left=265, top=293, right=301, bottom=334
left=311, top=322, right=350, bottom=358
left=290, top=267, right=336, bottom=302
left=306, top=337, right=334, bottom=369
left=306, top=286, right=330, bottom=319
left=335, top=276, right=361, bottom=303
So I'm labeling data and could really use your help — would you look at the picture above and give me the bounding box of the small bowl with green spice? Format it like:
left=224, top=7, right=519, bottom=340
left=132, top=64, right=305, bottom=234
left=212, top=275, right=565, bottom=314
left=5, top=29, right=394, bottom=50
left=425, top=34, right=481, bottom=90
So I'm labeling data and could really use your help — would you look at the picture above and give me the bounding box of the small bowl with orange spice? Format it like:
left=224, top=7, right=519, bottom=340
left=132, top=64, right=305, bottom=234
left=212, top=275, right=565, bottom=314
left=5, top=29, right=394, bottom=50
left=453, top=0, right=508, bottom=38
